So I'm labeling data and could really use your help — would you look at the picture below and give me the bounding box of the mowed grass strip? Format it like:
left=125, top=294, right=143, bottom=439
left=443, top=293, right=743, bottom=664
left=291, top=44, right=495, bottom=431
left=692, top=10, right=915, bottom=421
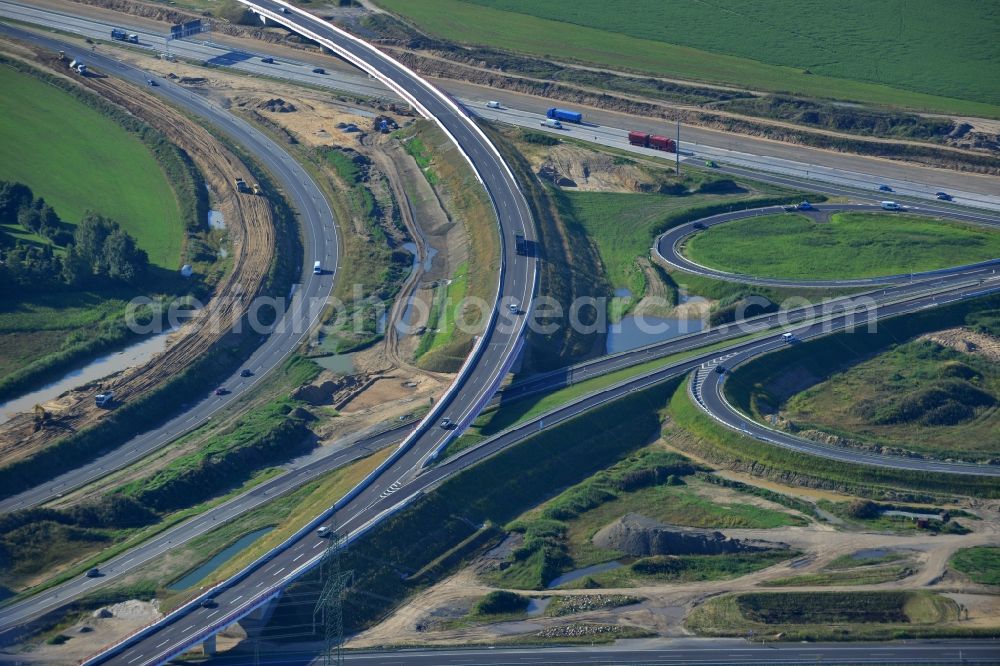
left=684, top=212, right=1000, bottom=280
left=374, top=0, right=1000, bottom=117
left=0, top=66, right=183, bottom=268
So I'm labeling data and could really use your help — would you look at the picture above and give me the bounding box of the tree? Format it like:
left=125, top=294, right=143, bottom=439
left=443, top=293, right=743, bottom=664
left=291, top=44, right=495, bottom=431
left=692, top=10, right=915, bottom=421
left=0, top=181, right=32, bottom=224
left=103, top=228, right=148, bottom=282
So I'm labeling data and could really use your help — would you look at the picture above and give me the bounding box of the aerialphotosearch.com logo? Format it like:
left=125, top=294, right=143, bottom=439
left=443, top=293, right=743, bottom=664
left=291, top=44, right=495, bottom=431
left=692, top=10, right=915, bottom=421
left=124, top=286, right=881, bottom=344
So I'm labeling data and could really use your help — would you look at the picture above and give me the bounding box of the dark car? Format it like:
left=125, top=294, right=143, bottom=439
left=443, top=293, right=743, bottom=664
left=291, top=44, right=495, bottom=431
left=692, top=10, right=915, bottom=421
left=240, top=369, right=254, bottom=377
left=692, top=222, right=707, bottom=230
left=312, top=67, right=325, bottom=74
left=261, top=57, right=274, bottom=64
left=783, top=205, right=797, bottom=212
left=878, top=184, right=893, bottom=192
left=714, top=365, right=726, bottom=375
left=936, top=192, right=952, bottom=201
left=440, top=418, right=453, bottom=429
left=86, top=568, right=101, bottom=578
left=797, top=201, right=813, bottom=210
left=146, top=78, right=157, bottom=86
left=214, top=388, right=229, bottom=396
left=200, top=598, right=217, bottom=608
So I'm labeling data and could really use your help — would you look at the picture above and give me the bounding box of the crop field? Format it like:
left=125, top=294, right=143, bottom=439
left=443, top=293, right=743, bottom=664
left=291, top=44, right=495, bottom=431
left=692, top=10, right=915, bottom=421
left=782, top=338, right=999, bottom=460
left=684, top=212, right=1000, bottom=280
left=0, top=65, right=183, bottom=268
left=373, top=0, right=1000, bottom=117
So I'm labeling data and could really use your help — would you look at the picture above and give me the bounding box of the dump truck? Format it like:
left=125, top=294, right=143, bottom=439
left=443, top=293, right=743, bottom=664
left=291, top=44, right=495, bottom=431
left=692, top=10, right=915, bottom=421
left=628, top=131, right=675, bottom=153
left=95, top=391, right=114, bottom=408
left=514, top=233, right=527, bottom=256
left=111, top=28, right=139, bottom=43
left=546, top=107, right=582, bottom=123
left=235, top=178, right=250, bottom=193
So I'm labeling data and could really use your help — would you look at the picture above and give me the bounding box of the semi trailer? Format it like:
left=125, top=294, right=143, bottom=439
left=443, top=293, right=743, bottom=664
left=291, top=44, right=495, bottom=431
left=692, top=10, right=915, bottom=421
left=628, top=131, right=676, bottom=152
left=546, top=107, right=583, bottom=123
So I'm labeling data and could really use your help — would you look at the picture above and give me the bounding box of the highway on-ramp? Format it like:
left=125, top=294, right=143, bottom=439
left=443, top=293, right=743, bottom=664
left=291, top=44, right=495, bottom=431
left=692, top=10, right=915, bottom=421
left=0, top=22, right=339, bottom=514
left=655, top=203, right=1000, bottom=288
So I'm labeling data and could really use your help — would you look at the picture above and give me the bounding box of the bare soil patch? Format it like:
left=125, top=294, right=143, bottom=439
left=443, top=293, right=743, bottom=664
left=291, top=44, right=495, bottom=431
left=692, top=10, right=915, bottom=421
left=919, top=327, right=1000, bottom=363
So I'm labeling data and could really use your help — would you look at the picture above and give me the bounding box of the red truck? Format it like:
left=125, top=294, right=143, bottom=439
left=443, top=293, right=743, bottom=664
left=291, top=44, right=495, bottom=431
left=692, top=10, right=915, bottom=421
left=628, top=131, right=675, bottom=153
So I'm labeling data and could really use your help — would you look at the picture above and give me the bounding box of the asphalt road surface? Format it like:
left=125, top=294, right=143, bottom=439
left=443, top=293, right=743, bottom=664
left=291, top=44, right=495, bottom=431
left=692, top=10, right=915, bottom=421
left=655, top=203, right=1000, bottom=288
left=0, top=23, right=340, bottom=514
left=184, top=639, right=1000, bottom=665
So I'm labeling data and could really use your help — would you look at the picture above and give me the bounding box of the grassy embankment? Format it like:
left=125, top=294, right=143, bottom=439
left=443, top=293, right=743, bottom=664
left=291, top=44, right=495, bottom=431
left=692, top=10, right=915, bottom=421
left=483, top=125, right=609, bottom=372
left=486, top=446, right=803, bottom=591
left=399, top=122, right=500, bottom=371
left=0, top=357, right=321, bottom=597
left=0, top=60, right=206, bottom=398
left=374, top=0, right=1000, bottom=116
left=950, top=546, right=1000, bottom=586
left=685, top=212, right=1000, bottom=280
left=316, top=147, right=411, bottom=353
left=264, top=378, right=683, bottom=637
left=725, top=298, right=1000, bottom=461
left=686, top=590, right=999, bottom=641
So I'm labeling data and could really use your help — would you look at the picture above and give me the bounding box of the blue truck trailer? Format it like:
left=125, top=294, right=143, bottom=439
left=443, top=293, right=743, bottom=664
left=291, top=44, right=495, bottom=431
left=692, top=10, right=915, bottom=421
left=546, top=107, right=583, bottom=123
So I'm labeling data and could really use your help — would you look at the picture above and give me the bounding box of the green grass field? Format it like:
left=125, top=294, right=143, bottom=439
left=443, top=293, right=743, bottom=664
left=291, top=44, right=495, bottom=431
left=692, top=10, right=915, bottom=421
left=0, top=65, right=183, bottom=268
left=563, top=184, right=801, bottom=301
left=374, top=0, right=1000, bottom=117
left=950, top=546, right=1000, bottom=585
left=684, top=212, right=1000, bottom=280
left=782, top=338, right=999, bottom=460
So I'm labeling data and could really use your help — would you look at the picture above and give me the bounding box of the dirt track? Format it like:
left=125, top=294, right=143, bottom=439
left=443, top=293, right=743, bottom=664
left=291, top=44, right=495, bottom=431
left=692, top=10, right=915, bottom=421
left=0, top=44, right=275, bottom=469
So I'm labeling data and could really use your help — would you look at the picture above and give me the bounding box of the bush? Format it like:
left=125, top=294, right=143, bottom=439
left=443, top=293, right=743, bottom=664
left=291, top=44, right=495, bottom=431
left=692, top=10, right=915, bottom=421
left=847, top=499, right=881, bottom=520
left=473, top=590, right=529, bottom=616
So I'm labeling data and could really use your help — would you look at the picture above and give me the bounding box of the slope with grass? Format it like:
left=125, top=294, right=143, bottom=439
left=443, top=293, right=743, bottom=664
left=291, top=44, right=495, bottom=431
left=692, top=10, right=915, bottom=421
left=684, top=212, right=1000, bottom=280
left=0, top=65, right=183, bottom=269
left=374, top=0, right=1000, bottom=117
left=950, top=546, right=1000, bottom=586
left=781, top=337, right=999, bottom=461
left=686, top=590, right=985, bottom=641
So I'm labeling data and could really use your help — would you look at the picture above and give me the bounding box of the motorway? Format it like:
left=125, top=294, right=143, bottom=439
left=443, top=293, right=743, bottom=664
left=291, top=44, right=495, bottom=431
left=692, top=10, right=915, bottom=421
left=0, top=22, right=340, bottom=514
left=655, top=203, right=1000, bottom=288
left=170, top=639, right=1000, bottom=665
left=2, top=4, right=1000, bottom=665
left=4, top=254, right=998, bottom=640
left=3, top=0, right=1000, bottom=212
left=70, top=281, right=999, bottom=665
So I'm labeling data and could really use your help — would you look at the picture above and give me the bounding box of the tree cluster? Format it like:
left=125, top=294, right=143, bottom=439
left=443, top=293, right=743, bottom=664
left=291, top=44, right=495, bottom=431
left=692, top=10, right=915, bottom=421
left=0, top=180, right=149, bottom=291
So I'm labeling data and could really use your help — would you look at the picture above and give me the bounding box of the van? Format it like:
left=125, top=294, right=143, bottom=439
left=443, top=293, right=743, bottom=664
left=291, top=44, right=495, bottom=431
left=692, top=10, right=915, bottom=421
left=486, top=100, right=501, bottom=109
left=313, top=260, right=322, bottom=275
left=881, top=201, right=901, bottom=211
left=781, top=332, right=794, bottom=343
left=540, top=119, right=563, bottom=129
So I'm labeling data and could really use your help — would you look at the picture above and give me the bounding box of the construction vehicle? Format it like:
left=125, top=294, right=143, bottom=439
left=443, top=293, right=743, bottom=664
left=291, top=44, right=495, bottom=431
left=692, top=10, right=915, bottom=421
left=514, top=233, right=527, bottom=256
left=628, top=131, right=676, bottom=153
left=111, top=28, right=139, bottom=44
left=235, top=178, right=250, bottom=193
left=252, top=183, right=263, bottom=195
left=95, top=391, right=114, bottom=408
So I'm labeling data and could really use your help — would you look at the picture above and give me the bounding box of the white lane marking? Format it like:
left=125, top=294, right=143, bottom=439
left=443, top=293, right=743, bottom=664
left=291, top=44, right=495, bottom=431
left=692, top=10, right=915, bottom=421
left=207, top=611, right=219, bottom=619
left=232, top=595, right=243, bottom=602
left=182, top=624, right=195, bottom=633
left=127, top=654, right=144, bottom=664
left=274, top=567, right=285, bottom=575
left=293, top=553, right=304, bottom=562
left=156, top=640, right=169, bottom=647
